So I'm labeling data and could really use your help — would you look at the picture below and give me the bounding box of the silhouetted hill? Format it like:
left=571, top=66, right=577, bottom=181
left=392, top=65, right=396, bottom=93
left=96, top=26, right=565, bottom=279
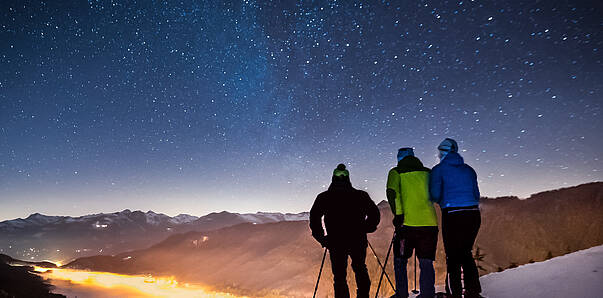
left=0, top=254, right=57, bottom=269
left=63, top=182, right=603, bottom=297
left=477, top=181, right=603, bottom=271
left=0, top=256, right=64, bottom=297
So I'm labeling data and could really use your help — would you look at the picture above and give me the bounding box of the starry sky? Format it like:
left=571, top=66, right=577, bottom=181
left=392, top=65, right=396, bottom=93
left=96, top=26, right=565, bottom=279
left=1, top=0, right=601, bottom=220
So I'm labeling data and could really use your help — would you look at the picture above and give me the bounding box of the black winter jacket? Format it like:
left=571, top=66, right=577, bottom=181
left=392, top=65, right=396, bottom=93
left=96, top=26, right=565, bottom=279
left=309, top=180, right=381, bottom=248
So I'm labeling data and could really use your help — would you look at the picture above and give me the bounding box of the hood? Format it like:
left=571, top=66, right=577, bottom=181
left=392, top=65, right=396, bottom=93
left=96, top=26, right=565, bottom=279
left=397, top=147, right=414, bottom=162
left=397, top=156, right=428, bottom=172
left=441, top=151, right=464, bottom=165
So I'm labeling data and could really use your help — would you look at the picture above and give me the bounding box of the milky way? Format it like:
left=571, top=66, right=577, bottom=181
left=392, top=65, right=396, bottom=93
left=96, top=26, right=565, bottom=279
left=1, top=1, right=601, bottom=219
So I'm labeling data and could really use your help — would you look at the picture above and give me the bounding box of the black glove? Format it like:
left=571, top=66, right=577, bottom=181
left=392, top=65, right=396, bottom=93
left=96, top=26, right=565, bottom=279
left=319, top=236, right=328, bottom=248
left=392, top=214, right=404, bottom=228
left=365, top=224, right=378, bottom=233
left=393, top=214, right=404, bottom=236
left=314, top=234, right=328, bottom=248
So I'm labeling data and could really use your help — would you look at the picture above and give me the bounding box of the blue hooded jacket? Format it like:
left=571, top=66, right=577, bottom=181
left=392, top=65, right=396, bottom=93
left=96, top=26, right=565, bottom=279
left=429, top=152, right=480, bottom=208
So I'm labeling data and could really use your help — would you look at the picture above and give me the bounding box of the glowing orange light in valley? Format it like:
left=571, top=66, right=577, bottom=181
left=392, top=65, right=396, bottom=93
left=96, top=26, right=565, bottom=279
left=34, top=267, right=246, bottom=298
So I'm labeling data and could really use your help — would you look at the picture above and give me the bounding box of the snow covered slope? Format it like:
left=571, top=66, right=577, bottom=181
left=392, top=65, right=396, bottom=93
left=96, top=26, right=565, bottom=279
left=480, top=245, right=603, bottom=298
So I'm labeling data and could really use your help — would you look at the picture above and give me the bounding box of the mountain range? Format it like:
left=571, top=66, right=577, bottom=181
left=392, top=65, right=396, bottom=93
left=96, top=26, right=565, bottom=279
left=62, top=182, right=603, bottom=297
left=0, top=209, right=308, bottom=262
left=2, top=182, right=601, bottom=297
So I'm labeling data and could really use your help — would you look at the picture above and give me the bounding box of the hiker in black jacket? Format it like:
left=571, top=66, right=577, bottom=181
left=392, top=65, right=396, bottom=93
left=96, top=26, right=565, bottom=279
left=310, top=164, right=381, bottom=298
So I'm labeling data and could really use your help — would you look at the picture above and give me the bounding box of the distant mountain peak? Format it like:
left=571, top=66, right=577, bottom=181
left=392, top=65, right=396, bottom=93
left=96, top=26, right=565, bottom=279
left=171, top=214, right=199, bottom=224
left=22, top=213, right=63, bottom=225
left=26, top=213, right=45, bottom=218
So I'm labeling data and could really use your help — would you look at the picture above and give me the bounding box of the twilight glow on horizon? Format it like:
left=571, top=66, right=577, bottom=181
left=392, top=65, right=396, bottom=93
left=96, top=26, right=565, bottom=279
left=1, top=1, right=601, bottom=220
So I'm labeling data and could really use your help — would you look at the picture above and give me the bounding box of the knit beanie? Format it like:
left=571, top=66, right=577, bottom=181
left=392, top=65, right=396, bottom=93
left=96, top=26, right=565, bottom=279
left=438, top=138, right=459, bottom=160
left=397, top=147, right=415, bottom=162
left=438, top=138, right=458, bottom=152
left=332, top=164, right=349, bottom=178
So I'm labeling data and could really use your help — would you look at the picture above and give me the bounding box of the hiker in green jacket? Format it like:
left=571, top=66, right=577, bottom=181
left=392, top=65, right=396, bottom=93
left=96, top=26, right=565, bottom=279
left=386, top=148, right=438, bottom=298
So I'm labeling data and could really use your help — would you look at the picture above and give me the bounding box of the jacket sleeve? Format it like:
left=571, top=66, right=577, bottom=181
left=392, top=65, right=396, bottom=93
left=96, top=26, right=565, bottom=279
left=470, top=166, right=480, bottom=201
left=309, top=195, right=326, bottom=241
left=363, top=192, right=381, bottom=233
left=429, top=165, right=443, bottom=204
left=386, top=169, right=401, bottom=215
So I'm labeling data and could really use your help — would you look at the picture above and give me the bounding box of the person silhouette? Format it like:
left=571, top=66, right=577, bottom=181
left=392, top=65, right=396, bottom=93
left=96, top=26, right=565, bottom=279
left=430, top=138, right=483, bottom=298
left=386, top=148, right=438, bottom=298
left=310, top=164, right=380, bottom=298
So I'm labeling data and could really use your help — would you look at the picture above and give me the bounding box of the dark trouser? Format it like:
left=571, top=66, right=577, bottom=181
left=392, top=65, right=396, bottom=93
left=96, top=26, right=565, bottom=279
left=442, top=206, right=482, bottom=297
left=329, top=242, right=371, bottom=298
left=393, top=226, right=438, bottom=298
left=393, top=257, right=435, bottom=298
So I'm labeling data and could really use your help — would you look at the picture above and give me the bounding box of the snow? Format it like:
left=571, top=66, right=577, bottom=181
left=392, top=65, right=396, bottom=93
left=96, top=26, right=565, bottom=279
left=238, top=214, right=263, bottom=223
left=480, top=245, right=603, bottom=298
left=238, top=212, right=309, bottom=223
left=169, top=214, right=199, bottom=224
left=0, top=214, right=66, bottom=229
left=254, top=212, right=285, bottom=223
left=284, top=212, right=309, bottom=221
left=144, top=211, right=162, bottom=225
left=26, top=213, right=63, bottom=225
left=238, top=213, right=280, bottom=224
left=144, top=211, right=171, bottom=225
left=1, top=209, right=310, bottom=231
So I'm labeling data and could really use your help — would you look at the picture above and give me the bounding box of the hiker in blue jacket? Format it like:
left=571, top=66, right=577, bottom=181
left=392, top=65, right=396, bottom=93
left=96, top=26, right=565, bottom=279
left=430, top=138, right=482, bottom=298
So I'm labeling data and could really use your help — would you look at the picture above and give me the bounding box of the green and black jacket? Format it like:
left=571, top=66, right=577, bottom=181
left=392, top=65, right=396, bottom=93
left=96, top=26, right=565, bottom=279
left=386, top=156, right=438, bottom=227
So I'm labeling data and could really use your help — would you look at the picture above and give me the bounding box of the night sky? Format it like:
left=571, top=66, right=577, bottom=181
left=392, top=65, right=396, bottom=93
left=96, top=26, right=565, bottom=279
left=1, top=1, right=601, bottom=220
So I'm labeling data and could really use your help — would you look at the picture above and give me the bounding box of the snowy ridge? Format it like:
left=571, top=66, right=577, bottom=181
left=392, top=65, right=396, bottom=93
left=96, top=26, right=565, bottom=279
left=0, top=209, right=308, bottom=230
left=1, top=208, right=310, bottom=261
left=143, top=211, right=171, bottom=225
left=169, top=214, right=199, bottom=224
left=283, top=212, right=310, bottom=221
left=237, top=211, right=309, bottom=224
left=0, top=210, right=181, bottom=230
left=0, top=213, right=66, bottom=230
left=480, top=245, right=603, bottom=298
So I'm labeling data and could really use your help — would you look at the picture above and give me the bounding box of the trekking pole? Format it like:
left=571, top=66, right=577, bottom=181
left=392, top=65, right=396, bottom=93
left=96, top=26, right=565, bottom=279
left=374, top=233, right=396, bottom=298
left=313, top=247, right=328, bottom=298
left=445, top=270, right=451, bottom=295
left=368, top=240, right=396, bottom=292
left=411, top=253, right=419, bottom=294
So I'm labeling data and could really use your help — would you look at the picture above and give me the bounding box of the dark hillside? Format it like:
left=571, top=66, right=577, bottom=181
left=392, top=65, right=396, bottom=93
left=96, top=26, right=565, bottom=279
left=0, top=256, right=64, bottom=298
